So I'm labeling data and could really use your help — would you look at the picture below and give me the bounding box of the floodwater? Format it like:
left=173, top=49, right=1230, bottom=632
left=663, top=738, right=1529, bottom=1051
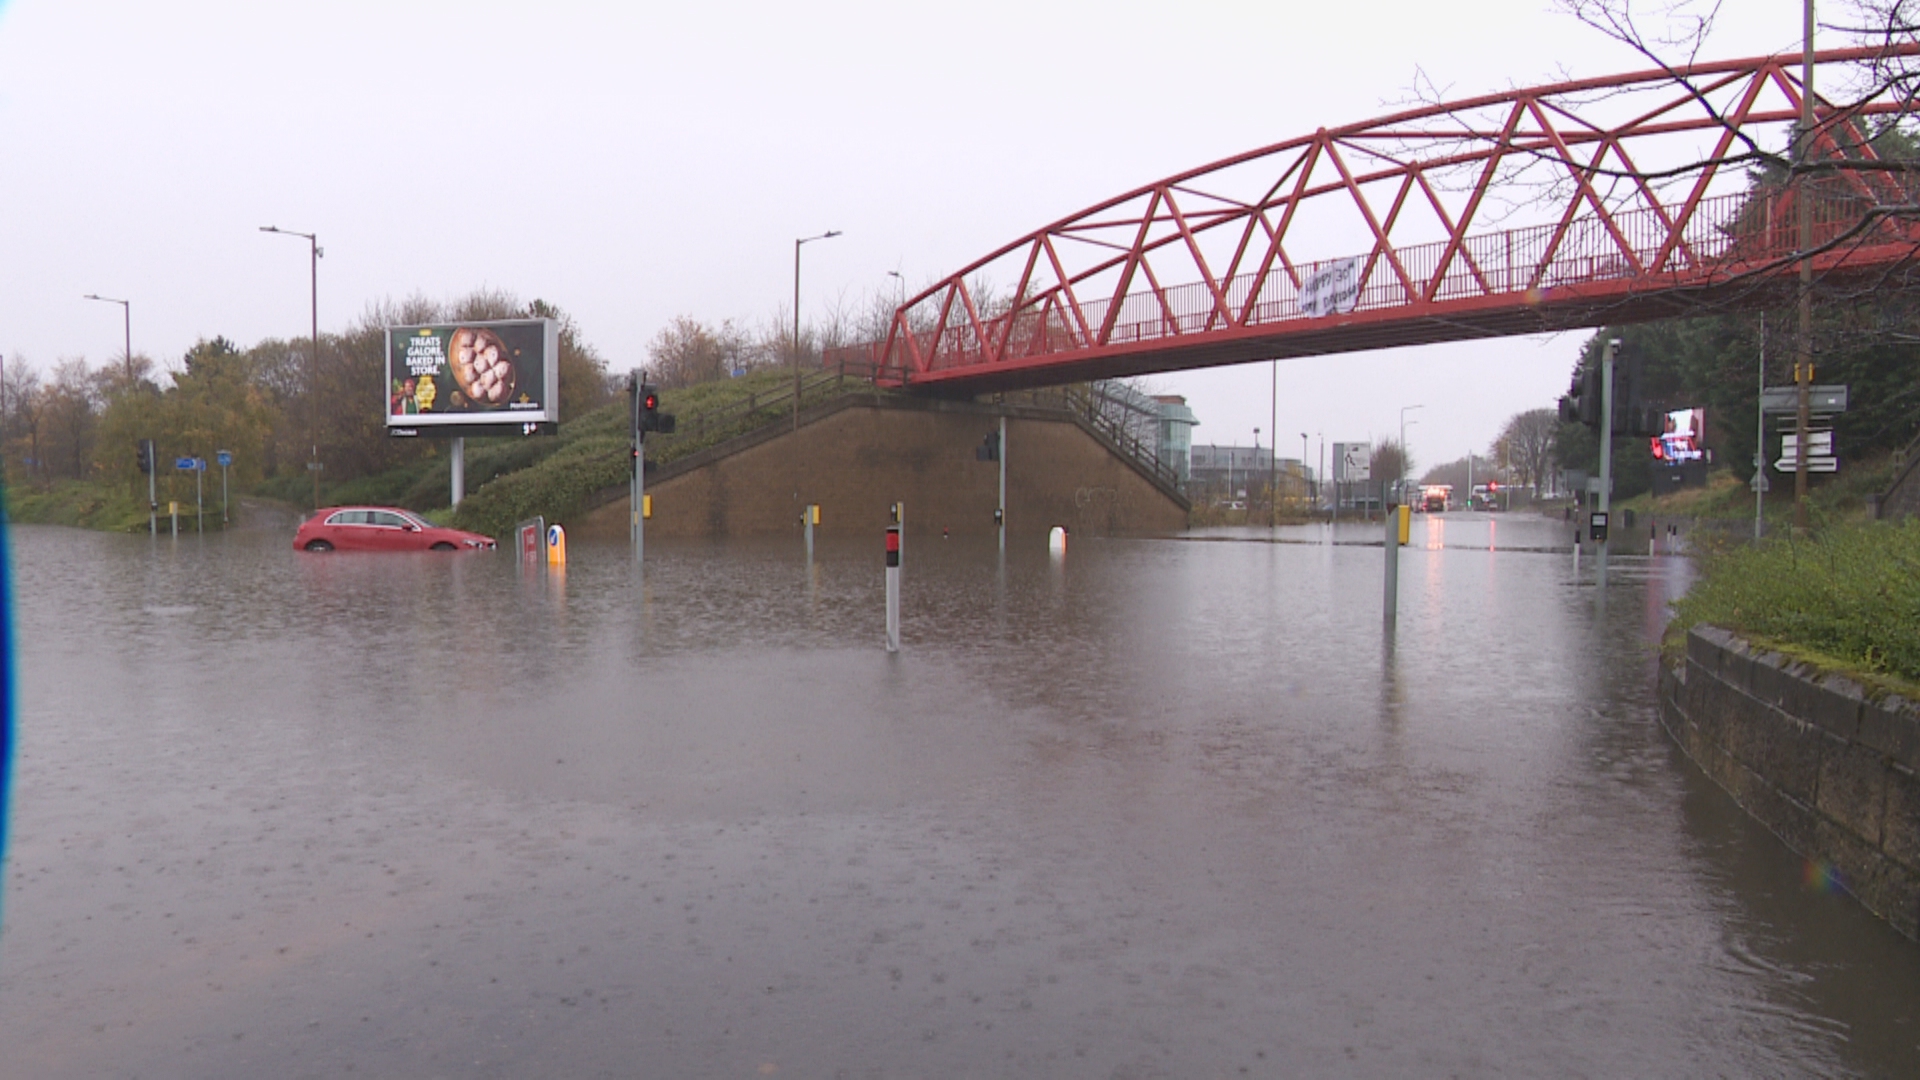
left=2, top=511, right=1915, bottom=1078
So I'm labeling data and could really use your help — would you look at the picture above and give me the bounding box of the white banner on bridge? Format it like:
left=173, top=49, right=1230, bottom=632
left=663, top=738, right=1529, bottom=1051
left=1299, top=256, right=1363, bottom=317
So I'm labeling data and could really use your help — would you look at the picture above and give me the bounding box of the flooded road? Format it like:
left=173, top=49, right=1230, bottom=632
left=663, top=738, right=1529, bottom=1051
left=3, top=514, right=1915, bottom=1077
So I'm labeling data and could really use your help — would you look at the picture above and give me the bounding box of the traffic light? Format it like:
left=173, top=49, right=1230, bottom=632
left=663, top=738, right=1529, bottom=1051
left=975, top=431, right=1000, bottom=462
left=1559, top=360, right=1601, bottom=427
left=1609, top=345, right=1665, bottom=437
left=135, top=439, right=155, bottom=474
left=635, top=384, right=677, bottom=435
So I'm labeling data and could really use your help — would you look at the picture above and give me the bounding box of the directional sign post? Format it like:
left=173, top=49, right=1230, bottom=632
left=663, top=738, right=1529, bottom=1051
left=1760, top=384, right=1849, bottom=415
left=1777, top=431, right=1837, bottom=474
left=216, top=450, right=232, bottom=524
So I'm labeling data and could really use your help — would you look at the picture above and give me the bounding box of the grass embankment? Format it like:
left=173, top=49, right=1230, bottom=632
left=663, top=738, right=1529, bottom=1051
left=1609, top=452, right=1898, bottom=530
left=1668, top=519, right=1920, bottom=693
left=3, top=480, right=157, bottom=532
left=449, top=368, right=875, bottom=539
left=6, top=368, right=861, bottom=536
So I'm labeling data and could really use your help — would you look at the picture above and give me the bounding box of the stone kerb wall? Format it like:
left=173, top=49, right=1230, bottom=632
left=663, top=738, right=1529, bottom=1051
left=1658, top=626, right=1920, bottom=939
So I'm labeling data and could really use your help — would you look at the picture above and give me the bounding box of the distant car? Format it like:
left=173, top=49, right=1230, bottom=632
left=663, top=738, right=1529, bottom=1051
left=294, top=506, right=496, bottom=553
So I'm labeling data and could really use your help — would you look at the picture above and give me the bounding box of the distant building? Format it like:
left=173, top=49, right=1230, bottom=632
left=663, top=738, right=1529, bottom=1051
left=1190, top=444, right=1266, bottom=495
left=1153, top=395, right=1198, bottom=481
left=1190, top=444, right=1315, bottom=504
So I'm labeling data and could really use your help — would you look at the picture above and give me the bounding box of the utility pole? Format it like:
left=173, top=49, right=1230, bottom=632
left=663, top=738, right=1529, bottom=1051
left=1794, top=0, right=1815, bottom=532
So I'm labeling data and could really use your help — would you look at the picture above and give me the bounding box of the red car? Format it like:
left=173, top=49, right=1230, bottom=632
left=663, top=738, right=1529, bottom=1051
left=294, top=506, right=496, bottom=553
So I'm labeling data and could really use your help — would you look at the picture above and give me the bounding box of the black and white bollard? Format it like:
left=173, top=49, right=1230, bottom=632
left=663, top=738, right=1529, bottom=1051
left=884, top=524, right=901, bottom=652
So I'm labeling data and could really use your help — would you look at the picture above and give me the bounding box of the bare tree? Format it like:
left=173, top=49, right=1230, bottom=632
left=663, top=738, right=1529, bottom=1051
left=1494, top=408, right=1560, bottom=493
left=1370, top=438, right=1410, bottom=494
left=1, top=361, right=46, bottom=487
left=646, top=316, right=728, bottom=389
left=45, top=358, right=99, bottom=479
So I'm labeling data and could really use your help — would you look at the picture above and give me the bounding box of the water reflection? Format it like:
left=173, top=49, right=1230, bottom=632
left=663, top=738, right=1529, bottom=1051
left=1, top=519, right=1913, bottom=1077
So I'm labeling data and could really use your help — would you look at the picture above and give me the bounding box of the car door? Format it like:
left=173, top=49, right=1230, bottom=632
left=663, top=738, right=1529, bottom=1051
left=366, top=510, right=420, bottom=551
left=323, top=509, right=372, bottom=551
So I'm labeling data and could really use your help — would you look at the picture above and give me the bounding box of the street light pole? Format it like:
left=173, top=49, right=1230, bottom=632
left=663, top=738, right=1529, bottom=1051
left=1301, top=432, right=1309, bottom=510
left=260, top=226, right=322, bottom=511
left=83, top=294, right=132, bottom=384
left=1398, top=403, right=1424, bottom=500
left=793, top=230, right=842, bottom=432
left=1254, top=427, right=1265, bottom=522
left=888, top=269, right=905, bottom=310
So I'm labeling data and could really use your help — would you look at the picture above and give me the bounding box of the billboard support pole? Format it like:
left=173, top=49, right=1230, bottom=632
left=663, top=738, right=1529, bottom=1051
left=451, top=437, right=465, bottom=508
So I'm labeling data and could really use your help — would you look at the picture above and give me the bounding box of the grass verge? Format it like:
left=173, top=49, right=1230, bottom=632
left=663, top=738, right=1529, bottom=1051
left=4, top=480, right=165, bottom=533
left=1666, top=518, right=1920, bottom=693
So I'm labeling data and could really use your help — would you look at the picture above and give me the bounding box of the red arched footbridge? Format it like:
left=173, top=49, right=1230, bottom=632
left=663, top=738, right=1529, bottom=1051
left=831, top=45, right=1920, bottom=394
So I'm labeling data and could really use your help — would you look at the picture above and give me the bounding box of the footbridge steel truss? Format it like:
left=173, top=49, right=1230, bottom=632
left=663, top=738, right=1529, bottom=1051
left=841, top=45, right=1920, bottom=393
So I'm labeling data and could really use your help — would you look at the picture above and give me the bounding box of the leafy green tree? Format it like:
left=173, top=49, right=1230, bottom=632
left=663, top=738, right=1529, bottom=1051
left=95, top=337, right=276, bottom=492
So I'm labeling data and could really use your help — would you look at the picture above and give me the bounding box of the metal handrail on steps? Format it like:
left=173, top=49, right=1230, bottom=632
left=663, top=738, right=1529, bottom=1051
left=636, top=362, right=1181, bottom=498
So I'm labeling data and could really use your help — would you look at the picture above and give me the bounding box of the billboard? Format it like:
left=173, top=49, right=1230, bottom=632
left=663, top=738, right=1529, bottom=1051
left=1650, top=407, right=1704, bottom=463
left=386, top=319, right=560, bottom=437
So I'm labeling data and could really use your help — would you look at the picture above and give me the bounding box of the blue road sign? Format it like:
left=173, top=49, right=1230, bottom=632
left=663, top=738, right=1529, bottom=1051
left=216, top=450, right=232, bottom=468
left=175, top=457, right=195, bottom=470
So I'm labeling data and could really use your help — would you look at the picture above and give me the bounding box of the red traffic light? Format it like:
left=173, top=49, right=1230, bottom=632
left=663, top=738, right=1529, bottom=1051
left=643, top=392, right=658, bottom=411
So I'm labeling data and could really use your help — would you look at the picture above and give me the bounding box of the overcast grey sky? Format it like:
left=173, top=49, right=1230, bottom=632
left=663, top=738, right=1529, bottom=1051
left=0, top=0, right=1808, bottom=471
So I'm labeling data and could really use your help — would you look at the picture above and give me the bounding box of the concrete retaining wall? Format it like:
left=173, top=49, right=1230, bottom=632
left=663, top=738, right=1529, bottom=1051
left=571, top=395, right=1189, bottom=541
left=1658, top=626, right=1920, bottom=939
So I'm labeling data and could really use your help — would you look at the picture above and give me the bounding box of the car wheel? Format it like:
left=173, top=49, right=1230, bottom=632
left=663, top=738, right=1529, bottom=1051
left=304, top=539, right=334, bottom=552
left=430, top=541, right=456, bottom=551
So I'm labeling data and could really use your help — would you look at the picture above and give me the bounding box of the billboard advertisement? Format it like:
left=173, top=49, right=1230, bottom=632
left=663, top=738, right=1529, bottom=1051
left=1650, top=407, right=1705, bottom=463
left=386, top=319, right=560, bottom=437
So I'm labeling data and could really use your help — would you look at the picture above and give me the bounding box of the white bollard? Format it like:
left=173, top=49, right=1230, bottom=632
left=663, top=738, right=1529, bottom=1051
left=1048, top=525, right=1067, bottom=553
left=884, top=524, right=901, bottom=652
